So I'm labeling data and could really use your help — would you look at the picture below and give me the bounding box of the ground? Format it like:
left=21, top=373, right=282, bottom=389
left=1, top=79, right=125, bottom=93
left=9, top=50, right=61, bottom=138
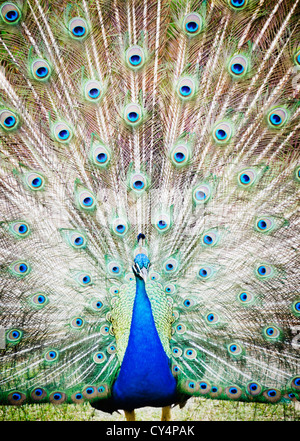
left=0, top=397, right=299, bottom=421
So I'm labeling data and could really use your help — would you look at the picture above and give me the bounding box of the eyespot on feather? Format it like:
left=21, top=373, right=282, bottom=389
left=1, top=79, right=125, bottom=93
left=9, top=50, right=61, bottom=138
left=182, top=12, right=203, bottom=36
left=0, top=109, right=19, bottom=131
left=212, top=122, right=233, bottom=144
left=126, top=45, right=145, bottom=70
left=31, top=59, right=51, bottom=81
left=0, top=3, right=22, bottom=25
left=177, top=77, right=196, bottom=100
left=228, top=55, right=249, bottom=78
left=69, top=17, right=89, bottom=40
left=52, top=122, right=73, bottom=143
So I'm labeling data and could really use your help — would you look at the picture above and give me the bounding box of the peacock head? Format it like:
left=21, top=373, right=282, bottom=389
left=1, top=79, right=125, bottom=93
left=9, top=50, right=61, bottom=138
left=133, top=253, right=150, bottom=283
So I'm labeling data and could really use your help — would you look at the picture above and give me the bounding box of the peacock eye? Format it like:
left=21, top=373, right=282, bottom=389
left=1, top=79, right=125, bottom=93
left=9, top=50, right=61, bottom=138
left=172, top=347, right=182, bottom=357
left=164, top=284, right=176, bottom=294
left=171, top=143, right=190, bottom=167
left=184, top=348, right=197, bottom=359
left=238, top=291, right=254, bottom=304
left=78, top=190, right=96, bottom=210
left=255, top=217, right=274, bottom=233
left=31, top=59, right=51, bottom=81
left=77, top=273, right=92, bottom=286
left=155, top=213, right=171, bottom=232
left=228, top=343, right=243, bottom=357
left=193, top=184, right=211, bottom=204
left=267, top=107, right=288, bottom=128
left=247, top=382, right=262, bottom=396
left=201, top=231, right=219, bottom=247
left=229, top=55, right=248, bottom=78
left=93, top=351, right=106, bottom=364
left=53, top=122, right=73, bottom=143
left=107, top=345, right=116, bottom=354
left=177, top=77, right=196, bottom=100
left=45, top=349, right=59, bottom=362
left=183, top=12, right=203, bottom=36
left=206, top=312, right=219, bottom=324
left=100, top=324, right=110, bottom=336
left=84, top=80, right=102, bottom=102
left=112, top=218, right=128, bottom=236
left=108, top=262, right=122, bottom=276
left=10, top=221, right=30, bottom=237
left=238, top=169, right=257, bottom=187
left=91, top=299, right=103, bottom=311
left=229, top=0, right=247, bottom=9
left=256, top=264, right=273, bottom=279
left=130, top=173, right=147, bottom=192
left=164, top=258, right=178, bottom=273
left=263, top=324, right=281, bottom=342
left=7, top=329, right=22, bottom=342
left=1, top=3, right=21, bottom=24
left=213, top=122, right=233, bottom=144
left=71, top=317, right=85, bottom=329
left=126, top=45, right=145, bottom=69
left=175, top=323, right=186, bottom=334
left=31, top=293, right=48, bottom=308
left=69, top=17, right=88, bottom=39
left=291, top=377, right=300, bottom=390
left=0, top=109, right=19, bottom=130
left=294, top=50, right=300, bottom=66
left=124, top=103, right=143, bottom=126
left=90, top=143, right=110, bottom=167
left=10, top=261, right=30, bottom=276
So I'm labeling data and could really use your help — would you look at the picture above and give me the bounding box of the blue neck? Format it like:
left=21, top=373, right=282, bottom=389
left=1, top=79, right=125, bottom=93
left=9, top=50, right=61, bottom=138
left=112, top=277, right=177, bottom=410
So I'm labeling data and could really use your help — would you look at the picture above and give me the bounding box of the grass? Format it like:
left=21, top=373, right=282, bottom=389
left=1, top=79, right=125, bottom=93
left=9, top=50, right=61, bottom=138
left=0, top=398, right=299, bottom=421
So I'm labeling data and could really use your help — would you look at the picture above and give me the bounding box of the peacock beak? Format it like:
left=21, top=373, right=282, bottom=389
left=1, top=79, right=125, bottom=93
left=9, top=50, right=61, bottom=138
left=140, top=267, right=148, bottom=283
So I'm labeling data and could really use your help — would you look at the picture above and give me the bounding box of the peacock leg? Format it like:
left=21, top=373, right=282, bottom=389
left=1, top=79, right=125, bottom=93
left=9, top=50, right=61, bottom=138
left=161, top=406, right=171, bottom=421
left=124, top=409, right=136, bottom=421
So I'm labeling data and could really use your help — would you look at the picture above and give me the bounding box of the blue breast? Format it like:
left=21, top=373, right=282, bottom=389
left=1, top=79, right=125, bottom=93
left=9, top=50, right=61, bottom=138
left=112, top=277, right=177, bottom=410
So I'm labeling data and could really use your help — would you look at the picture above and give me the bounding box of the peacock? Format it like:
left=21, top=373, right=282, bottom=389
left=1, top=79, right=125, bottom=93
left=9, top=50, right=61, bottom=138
left=0, top=0, right=299, bottom=423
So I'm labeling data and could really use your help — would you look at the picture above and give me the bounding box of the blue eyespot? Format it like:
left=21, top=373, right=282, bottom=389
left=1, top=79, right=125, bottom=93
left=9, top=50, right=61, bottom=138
left=174, top=152, right=186, bottom=162
left=74, top=236, right=84, bottom=246
left=269, top=113, right=282, bottom=125
left=34, top=388, right=43, bottom=397
left=12, top=330, right=20, bottom=339
left=36, top=66, right=49, bottom=78
left=230, top=344, right=237, bottom=352
left=86, top=387, right=94, bottom=394
left=37, top=295, right=45, bottom=304
left=82, top=275, right=91, bottom=284
left=257, top=220, right=267, bottom=230
left=200, top=382, right=208, bottom=390
left=158, top=220, right=167, bottom=229
left=195, top=190, right=206, bottom=200
left=12, top=393, right=21, bottom=401
left=267, top=389, right=277, bottom=397
left=76, top=393, right=83, bottom=400
left=239, top=292, right=248, bottom=301
left=130, top=55, right=142, bottom=66
left=116, top=224, right=125, bottom=233
left=185, top=21, right=198, bottom=33
left=203, top=235, right=213, bottom=245
left=53, top=393, right=62, bottom=400
left=98, top=386, right=105, bottom=393
left=88, top=88, right=100, bottom=99
left=5, top=9, right=19, bottom=22
left=83, top=196, right=93, bottom=206
left=216, top=129, right=227, bottom=140
left=231, top=63, right=244, bottom=75
left=19, top=263, right=28, bottom=273
left=133, top=180, right=144, bottom=190
left=297, top=54, right=300, bottom=65
left=229, top=387, right=238, bottom=394
left=188, top=381, right=195, bottom=389
left=180, top=85, right=191, bottom=96
left=128, top=112, right=139, bottom=122
left=211, top=386, right=218, bottom=393
left=173, top=366, right=180, bottom=372
left=97, top=353, right=103, bottom=360
left=58, top=129, right=70, bottom=140
left=199, top=268, right=207, bottom=277
left=32, top=177, right=42, bottom=188
left=4, top=115, right=16, bottom=127
left=18, top=224, right=28, bottom=234
left=249, top=383, right=258, bottom=391
left=266, top=327, right=274, bottom=336
left=240, top=173, right=250, bottom=184
left=207, top=313, right=214, bottom=322
left=294, top=378, right=300, bottom=386
left=166, top=263, right=174, bottom=271
left=230, top=0, right=245, bottom=7
left=258, top=265, right=266, bottom=275
left=289, top=393, right=296, bottom=399
left=73, top=26, right=86, bottom=37
left=295, top=302, right=300, bottom=311
left=184, top=299, right=191, bottom=307
left=76, top=318, right=83, bottom=326
left=96, top=152, right=107, bottom=163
